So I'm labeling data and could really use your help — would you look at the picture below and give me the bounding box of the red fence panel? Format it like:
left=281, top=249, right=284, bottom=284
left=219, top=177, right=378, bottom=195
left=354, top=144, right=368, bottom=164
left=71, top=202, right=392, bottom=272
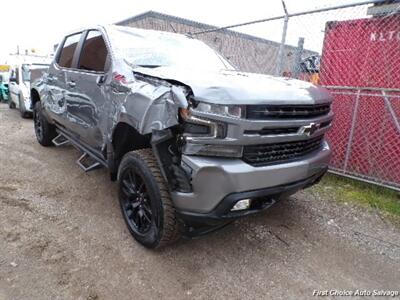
left=321, top=14, right=400, bottom=189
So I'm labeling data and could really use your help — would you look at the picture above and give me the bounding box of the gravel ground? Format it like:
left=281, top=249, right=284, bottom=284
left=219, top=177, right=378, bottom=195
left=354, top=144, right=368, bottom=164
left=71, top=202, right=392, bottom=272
left=0, top=103, right=399, bottom=300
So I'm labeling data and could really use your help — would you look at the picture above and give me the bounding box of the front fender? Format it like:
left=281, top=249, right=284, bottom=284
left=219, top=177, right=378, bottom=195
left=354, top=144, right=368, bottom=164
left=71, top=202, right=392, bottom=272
left=113, top=80, right=188, bottom=135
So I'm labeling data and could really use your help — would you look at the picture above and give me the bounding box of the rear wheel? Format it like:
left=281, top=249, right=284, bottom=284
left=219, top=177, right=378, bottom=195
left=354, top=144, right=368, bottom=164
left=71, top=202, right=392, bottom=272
left=33, top=101, right=56, bottom=146
left=118, top=149, right=180, bottom=248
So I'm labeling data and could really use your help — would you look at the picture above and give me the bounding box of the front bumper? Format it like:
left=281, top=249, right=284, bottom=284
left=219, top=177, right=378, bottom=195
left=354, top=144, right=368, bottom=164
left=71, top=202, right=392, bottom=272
left=178, top=168, right=327, bottom=225
left=171, top=140, right=331, bottom=217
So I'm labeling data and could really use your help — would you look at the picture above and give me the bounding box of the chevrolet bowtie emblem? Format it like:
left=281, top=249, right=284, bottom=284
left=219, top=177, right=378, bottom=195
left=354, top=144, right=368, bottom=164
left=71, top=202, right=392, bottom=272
left=299, top=123, right=320, bottom=136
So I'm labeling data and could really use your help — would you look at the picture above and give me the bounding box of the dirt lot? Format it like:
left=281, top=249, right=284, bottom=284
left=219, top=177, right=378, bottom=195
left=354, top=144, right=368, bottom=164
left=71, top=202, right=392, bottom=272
left=0, top=103, right=399, bottom=300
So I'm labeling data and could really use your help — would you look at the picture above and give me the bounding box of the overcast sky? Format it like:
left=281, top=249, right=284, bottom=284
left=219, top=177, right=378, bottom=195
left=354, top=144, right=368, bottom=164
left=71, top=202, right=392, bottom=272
left=1, top=0, right=369, bottom=60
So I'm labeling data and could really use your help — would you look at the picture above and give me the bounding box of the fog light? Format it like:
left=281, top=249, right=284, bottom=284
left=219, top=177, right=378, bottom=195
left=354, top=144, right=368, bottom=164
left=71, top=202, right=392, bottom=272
left=231, top=199, right=251, bottom=211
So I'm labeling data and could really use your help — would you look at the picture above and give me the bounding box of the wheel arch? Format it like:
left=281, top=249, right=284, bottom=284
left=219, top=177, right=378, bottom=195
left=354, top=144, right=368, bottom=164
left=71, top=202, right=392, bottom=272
left=109, top=122, right=151, bottom=178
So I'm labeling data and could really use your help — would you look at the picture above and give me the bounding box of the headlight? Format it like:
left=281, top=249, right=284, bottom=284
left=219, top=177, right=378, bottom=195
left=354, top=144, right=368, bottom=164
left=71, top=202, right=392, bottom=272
left=194, top=102, right=245, bottom=118
left=183, top=115, right=226, bottom=139
left=180, top=104, right=244, bottom=158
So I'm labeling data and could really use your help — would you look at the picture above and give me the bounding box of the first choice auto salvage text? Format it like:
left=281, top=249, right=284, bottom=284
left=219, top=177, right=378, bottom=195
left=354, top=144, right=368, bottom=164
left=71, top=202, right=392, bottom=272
left=312, top=289, right=399, bottom=297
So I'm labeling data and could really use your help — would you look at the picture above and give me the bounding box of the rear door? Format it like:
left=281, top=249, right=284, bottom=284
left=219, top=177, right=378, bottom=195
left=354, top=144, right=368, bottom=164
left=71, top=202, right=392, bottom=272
left=45, top=32, right=83, bottom=127
left=67, top=30, right=111, bottom=151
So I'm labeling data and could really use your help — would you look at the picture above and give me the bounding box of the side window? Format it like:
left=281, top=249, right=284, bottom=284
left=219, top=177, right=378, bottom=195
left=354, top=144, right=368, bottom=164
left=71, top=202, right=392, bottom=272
left=58, top=33, right=82, bottom=68
left=78, top=31, right=108, bottom=72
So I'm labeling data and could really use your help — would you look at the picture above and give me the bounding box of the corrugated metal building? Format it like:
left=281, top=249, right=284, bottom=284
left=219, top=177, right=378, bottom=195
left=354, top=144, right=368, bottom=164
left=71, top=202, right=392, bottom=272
left=116, top=11, right=316, bottom=75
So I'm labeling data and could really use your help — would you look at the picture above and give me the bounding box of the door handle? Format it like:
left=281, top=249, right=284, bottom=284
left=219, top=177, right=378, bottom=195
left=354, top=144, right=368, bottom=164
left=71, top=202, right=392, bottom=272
left=67, top=81, right=76, bottom=88
left=96, top=74, right=107, bottom=86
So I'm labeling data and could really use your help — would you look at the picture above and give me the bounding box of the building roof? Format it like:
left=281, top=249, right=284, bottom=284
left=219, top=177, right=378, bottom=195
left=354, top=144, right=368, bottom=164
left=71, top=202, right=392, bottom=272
left=115, top=10, right=300, bottom=50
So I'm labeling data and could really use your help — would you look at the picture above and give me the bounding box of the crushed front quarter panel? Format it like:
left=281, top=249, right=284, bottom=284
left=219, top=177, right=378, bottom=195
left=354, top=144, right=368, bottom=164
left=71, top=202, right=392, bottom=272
left=107, top=62, right=189, bottom=143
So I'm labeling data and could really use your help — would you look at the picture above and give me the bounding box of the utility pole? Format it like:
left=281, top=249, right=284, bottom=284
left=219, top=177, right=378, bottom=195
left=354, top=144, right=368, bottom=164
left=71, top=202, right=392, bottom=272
left=275, top=0, right=289, bottom=76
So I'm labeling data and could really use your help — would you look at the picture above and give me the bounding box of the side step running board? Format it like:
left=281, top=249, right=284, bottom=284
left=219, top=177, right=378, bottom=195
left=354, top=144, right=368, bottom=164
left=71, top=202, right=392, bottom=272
left=52, top=133, right=69, bottom=146
left=76, top=152, right=101, bottom=172
left=53, top=127, right=108, bottom=173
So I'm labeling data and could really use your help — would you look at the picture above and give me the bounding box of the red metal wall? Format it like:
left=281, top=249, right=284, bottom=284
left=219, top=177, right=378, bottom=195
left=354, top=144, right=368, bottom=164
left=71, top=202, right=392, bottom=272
left=320, top=14, right=400, bottom=188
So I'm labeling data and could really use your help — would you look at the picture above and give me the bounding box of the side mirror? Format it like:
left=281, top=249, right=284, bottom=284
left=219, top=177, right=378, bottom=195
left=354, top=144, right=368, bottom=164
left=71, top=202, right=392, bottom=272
left=9, top=77, right=17, bottom=83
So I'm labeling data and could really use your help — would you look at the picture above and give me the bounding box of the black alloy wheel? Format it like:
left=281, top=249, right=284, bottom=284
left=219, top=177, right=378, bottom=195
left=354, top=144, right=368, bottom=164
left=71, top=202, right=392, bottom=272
left=33, top=101, right=56, bottom=146
left=120, top=169, right=153, bottom=235
left=118, top=149, right=180, bottom=248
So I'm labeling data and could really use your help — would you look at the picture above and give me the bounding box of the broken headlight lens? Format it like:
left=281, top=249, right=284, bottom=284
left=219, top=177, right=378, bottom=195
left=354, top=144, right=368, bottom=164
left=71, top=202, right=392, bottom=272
left=194, top=102, right=244, bottom=118
left=183, top=122, right=211, bottom=135
left=183, top=115, right=226, bottom=139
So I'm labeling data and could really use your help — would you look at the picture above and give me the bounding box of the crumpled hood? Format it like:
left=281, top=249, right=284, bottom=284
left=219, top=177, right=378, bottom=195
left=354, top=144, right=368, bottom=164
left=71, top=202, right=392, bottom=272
left=132, top=66, right=332, bottom=105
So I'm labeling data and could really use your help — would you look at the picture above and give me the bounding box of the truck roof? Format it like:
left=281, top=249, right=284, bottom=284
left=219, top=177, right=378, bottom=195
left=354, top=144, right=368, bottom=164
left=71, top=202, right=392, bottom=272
left=63, top=24, right=193, bottom=43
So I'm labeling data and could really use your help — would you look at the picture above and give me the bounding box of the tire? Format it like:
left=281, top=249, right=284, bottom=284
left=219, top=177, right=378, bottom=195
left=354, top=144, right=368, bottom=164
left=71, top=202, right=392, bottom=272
left=8, top=97, right=15, bottom=109
left=33, top=101, right=56, bottom=146
left=118, top=149, right=180, bottom=248
left=19, top=94, right=30, bottom=118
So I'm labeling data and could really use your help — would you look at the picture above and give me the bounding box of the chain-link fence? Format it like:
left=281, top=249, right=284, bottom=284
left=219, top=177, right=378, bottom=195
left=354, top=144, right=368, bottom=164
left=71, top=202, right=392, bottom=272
left=119, top=0, right=400, bottom=190
left=192, top=0, right=400, bottom=191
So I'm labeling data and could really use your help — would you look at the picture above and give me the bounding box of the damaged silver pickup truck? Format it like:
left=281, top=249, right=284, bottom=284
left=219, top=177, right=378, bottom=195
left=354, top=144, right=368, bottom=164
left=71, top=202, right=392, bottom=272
left=31, top=25, right=333, bottom=248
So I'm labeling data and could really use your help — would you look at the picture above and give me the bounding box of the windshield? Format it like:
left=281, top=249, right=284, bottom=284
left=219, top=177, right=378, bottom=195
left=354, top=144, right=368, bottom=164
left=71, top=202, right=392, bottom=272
left=22, top=64, right=30, bottom=82
left=109, top=27, right=234, bottom=71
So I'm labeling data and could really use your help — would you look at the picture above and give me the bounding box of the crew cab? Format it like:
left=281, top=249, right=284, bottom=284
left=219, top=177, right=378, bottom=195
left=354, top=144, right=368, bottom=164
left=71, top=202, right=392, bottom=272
left=31, top=25, right=333, bottom=248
